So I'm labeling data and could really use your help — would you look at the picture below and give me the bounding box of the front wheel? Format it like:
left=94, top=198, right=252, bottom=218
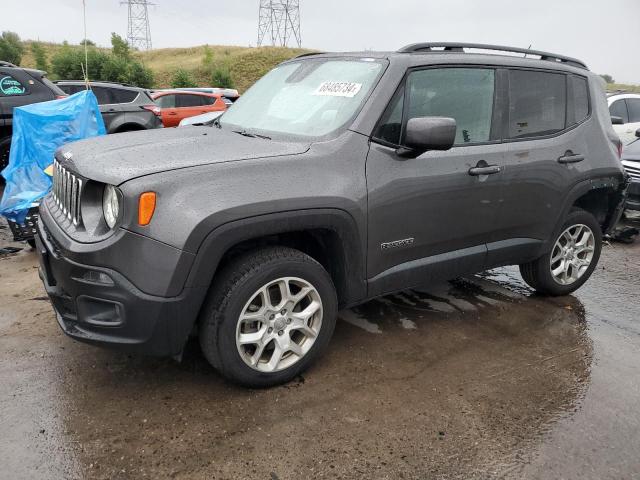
left=520, top=209, right=602, bottom=296
left=199, top=247, right=337, bottom=387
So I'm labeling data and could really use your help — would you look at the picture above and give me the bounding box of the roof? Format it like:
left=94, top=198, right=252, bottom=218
left=292, top=42, right=589, bottom=71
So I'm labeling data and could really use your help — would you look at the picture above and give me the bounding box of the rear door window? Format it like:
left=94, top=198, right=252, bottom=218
left=627, top=99, right=640, bottom=123
left=91, top=86, right=113, bottom=105
left=609, top=99, right=629, bottom=123
left=177, top=94, right=204, bottom=107
left=507, top=70, right=566, bottom=139
left=111, top=89, right=138, bottom=104
left=0, top=74, right=28, bottom=96
left=156, top=94, right=176, bottom=108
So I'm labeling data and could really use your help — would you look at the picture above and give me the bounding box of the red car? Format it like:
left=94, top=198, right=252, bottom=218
left=151, top=90, right=227, bottom=128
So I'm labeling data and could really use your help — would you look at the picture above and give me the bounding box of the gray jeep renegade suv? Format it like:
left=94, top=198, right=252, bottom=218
left=36, top=43, right=628, bottom=387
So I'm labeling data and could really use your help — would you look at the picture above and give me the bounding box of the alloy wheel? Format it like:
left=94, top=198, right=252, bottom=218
left=235, top=277, right=323, bottom=372
left=550, top=224, right=596, bottom=285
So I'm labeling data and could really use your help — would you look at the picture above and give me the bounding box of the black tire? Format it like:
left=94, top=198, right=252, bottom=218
left=519, top=209, right=602, bottom=296
left=199, top=246, right=338, bottom=388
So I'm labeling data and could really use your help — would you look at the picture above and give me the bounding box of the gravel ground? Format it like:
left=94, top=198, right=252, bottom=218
left=0, top=213, right=639, bottom=480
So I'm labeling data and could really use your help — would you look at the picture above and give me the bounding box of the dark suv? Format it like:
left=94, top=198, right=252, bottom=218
left=0, top=62, right=67, bottom=173
left=54, top=81, right=162, bottom=133
left=36, top=43, right=628, bottom=387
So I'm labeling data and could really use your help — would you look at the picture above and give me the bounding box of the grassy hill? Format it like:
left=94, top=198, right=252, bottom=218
left=17, top=41, right=640, bottom=94
left=19, top=41, right=312, bottom=92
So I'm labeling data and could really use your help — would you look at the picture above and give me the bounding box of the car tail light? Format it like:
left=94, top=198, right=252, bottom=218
left=615, top=140, right=623, bottom=159
left=55, top=95, right=68, bottom=100
left=142, top=105, right=162, bottom=117
left=138, top=192, right=157, bottom=226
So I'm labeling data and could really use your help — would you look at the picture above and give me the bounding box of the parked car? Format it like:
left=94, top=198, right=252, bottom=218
left=608, top=92, right=640, bottom=145
left=178, top=110, right=224, bottom=127
left=1, top=61, right=67, bottom=174
left=55, top=81, right=162, bottom=134
left=621, top=129, right=640, bottom=211
left=151, top=90, right=227, bottom=127
left=36, top=43, right=627, bottom=388
left=168, top=87, right=240, bottom=105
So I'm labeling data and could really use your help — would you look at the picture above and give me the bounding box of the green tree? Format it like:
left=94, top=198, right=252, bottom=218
left=171, top=69, right=196, bottom=88
left=202, top=45, right=214, bottom=70
left=600, top=74, right=615, bottom=84
left=30, top=42, right=49, bottom=71
left=127, top=61, right=154, bottom=89
left=80, top=39, right=96, bottom=47
left=110, top=33, right=130, bottom=59
left=0, top=31, right=24, bottom=65
left=211, top=66, right=234, bottom=89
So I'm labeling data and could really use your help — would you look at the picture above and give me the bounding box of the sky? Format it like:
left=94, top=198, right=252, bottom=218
left=3, top=0, right=639, bottom=83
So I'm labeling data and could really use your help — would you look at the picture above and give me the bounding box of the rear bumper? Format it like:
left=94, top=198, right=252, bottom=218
left=35, top=220, right=205, bottom=357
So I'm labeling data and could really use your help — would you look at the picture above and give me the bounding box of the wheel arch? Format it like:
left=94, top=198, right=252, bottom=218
left=113, top=122, right=147, bottom=133
left=559, top=174, right=627, bottom=237
left=184, top=209, right=367, bottom=310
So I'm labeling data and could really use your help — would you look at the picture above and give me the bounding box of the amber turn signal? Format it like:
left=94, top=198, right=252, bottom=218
left=138, top=192, right=156, bottom=226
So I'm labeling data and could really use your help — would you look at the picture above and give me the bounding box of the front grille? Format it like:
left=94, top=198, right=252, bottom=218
left=52, top=160, right=83, bottom=226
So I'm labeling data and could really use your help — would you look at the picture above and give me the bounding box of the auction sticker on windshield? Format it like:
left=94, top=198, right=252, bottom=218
left=313, top=81, right=362, bottom=98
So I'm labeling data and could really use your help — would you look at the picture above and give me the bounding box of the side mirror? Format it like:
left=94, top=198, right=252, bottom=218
left=397, top=117, right=457, bottom=158
left=636, top=128, right=640, bottom=138
left=611, top=116, right=624, bottom=125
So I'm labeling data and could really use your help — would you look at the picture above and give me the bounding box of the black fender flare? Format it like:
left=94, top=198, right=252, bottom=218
left=182, top=208, right=367, bottom=307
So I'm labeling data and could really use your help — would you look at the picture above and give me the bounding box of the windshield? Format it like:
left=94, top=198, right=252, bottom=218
left=220, top=58, right=384, bottom=138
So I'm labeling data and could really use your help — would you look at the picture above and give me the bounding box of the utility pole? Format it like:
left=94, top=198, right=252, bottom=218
left=257, top=0, right=302, bottom=48
left=121, top=0, right=154, bottom=50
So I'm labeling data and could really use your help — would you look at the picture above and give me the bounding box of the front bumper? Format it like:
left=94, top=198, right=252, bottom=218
left=626, top=181, right=640, bottom=211
left=35, top=219, right=205, bottom=357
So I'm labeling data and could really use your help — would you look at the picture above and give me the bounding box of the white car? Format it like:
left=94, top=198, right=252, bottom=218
left=608, top=93, right=640, bottom=145
left=178, top=110, right=224, bottom=127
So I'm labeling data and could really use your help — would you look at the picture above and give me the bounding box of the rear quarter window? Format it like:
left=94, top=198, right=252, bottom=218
left=508, top=70, right=566, bottom=139
left=571, top=76, right=589, bottom=124
left=0, top=74, right=28, bottom=96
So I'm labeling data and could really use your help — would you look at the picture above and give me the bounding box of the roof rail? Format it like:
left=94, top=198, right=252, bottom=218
left=0, top=61, right=18, bottom=68
left=294, top=52, right=324, bottom=59
left=397, top=43, right=588, bottom=69
left=54, top=79, right=137, bottom=88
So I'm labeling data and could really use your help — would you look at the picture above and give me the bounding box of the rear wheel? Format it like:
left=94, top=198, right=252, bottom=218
left=199, top=246, right=337, bottom=387
left=520, top=209, right=602, bottom=296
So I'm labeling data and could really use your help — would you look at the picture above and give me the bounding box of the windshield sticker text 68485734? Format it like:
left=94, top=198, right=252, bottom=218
left=313, top=81, right=362, bottom=98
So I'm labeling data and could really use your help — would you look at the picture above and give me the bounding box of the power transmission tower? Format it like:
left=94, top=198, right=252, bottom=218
left=257, top=0, right=302, bottom=48
left=121, top=0, right=154, bottom=50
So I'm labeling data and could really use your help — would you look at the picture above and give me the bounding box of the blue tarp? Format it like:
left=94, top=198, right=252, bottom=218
left=0, top=90, right=105, bottom=223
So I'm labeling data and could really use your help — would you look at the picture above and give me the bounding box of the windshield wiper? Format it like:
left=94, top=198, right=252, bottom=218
left=211, top=116, right=222, bottom=129
left=232, top=129, right=271, bottom=140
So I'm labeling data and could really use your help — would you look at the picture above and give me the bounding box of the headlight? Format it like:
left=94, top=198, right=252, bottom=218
left=102, top=184, right=120, bottom=229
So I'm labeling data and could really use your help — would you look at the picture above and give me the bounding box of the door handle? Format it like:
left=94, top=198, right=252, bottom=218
left=557, top=152, right=585, bottom=164
left=168, top=112, right=177, bottom=116
left=468, top=165, right=501, bottom=176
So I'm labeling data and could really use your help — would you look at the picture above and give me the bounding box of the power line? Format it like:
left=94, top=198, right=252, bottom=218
left=121, top=0, right=154, bottom=50
left=257, top=0, right=301, bottom=48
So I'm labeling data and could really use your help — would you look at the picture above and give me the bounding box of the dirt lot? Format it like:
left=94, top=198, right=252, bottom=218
left=1, top=215, right=639, bottom=480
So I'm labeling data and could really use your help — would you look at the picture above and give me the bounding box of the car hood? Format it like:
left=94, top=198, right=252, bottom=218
left=58, top=127, right=310, bottom=185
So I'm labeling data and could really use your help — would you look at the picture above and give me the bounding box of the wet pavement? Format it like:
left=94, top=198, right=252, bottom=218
left=1, top=215, right=639, bottom=479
